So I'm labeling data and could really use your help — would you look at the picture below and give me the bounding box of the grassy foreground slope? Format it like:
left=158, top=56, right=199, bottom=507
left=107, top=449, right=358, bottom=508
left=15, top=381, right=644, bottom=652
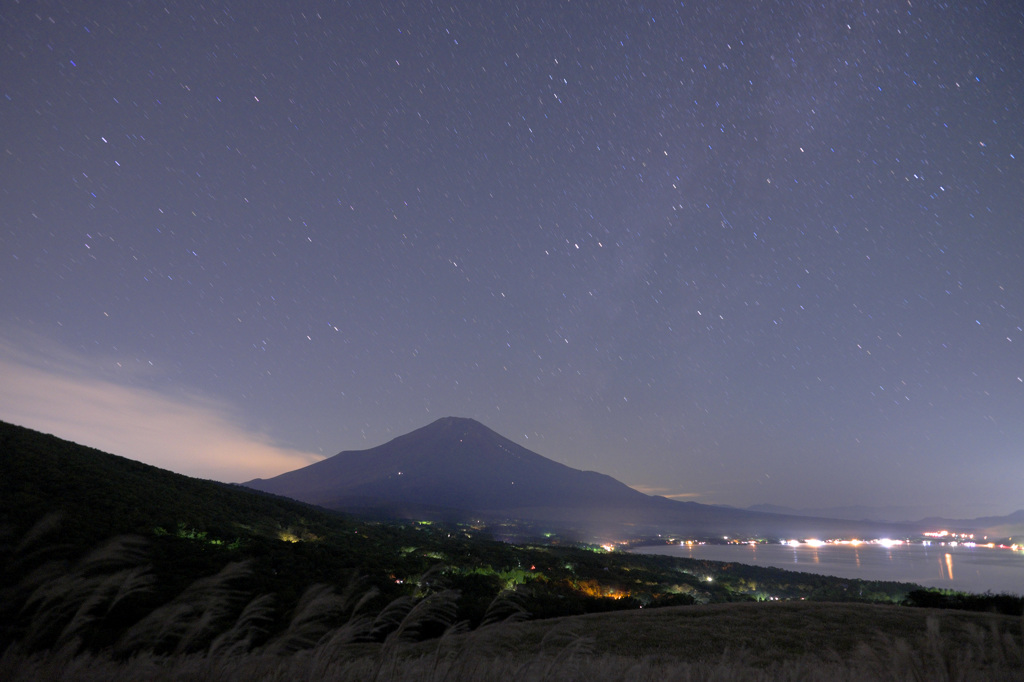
left=438, top=600, right=1023, bottom=664
left=3, top=602, right=1022, bottom=680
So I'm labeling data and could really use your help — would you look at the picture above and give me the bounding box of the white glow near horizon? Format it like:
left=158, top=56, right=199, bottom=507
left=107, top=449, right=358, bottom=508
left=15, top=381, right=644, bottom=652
left=0, top=339, right=323, bottom=482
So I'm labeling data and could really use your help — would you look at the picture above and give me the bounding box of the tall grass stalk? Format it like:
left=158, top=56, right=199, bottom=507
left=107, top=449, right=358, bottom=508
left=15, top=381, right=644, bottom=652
left=114, top=560, right=253, bottom=656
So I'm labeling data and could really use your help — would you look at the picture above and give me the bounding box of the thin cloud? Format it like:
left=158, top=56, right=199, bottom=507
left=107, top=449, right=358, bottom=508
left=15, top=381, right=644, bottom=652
left=0, top=336, right=322, bottom=482
left=661, top=492, right=707, bottom=500
left=630, top=484, right=706, bottom=500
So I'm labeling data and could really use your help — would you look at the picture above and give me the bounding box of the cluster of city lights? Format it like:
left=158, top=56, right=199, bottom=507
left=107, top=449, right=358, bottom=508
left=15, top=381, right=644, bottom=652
left=921, top=529, right=1021, bottom=551
left=673, top=536, right=1023, bottom=552
left=781, top=538, right=901, bottom=548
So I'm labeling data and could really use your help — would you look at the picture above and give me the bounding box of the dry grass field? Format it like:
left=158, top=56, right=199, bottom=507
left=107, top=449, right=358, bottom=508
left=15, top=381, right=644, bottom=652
left=3, top=600, right=1021, bottom=681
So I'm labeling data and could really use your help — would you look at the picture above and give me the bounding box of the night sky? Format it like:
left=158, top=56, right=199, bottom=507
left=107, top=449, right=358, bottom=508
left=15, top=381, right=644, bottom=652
left=2, top=1, right=1022, bottom=519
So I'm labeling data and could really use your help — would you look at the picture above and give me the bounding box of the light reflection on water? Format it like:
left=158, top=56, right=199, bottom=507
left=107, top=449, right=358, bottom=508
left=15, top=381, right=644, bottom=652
left=632, top=543, right=1023, bottom=595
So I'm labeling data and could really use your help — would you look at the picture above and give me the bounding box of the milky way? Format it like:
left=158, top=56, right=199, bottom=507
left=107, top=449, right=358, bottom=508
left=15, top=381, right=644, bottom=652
left=2, top=1, right=1022, bottom=517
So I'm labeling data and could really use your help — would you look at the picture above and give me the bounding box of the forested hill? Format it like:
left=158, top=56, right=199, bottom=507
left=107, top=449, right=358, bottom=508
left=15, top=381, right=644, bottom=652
left=0, top=419, right=355, bottom=548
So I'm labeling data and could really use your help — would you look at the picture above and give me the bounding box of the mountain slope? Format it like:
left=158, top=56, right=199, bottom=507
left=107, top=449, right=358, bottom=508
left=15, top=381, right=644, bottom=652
left=246, top=416, right=650, bottom=513
left=0, top=419, right=356, bottom=547
left=245, top=417, right=916, bottom=539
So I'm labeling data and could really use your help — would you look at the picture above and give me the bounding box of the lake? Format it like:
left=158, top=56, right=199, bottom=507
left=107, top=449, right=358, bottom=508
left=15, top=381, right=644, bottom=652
left=631, top=542, right=1024, bottom=596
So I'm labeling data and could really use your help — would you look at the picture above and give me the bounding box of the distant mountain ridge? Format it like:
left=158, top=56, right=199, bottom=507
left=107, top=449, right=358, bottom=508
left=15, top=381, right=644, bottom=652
left=747, top=504, right=1024, bottom=535
left=245, top=417, right=920, bottom=540
left=746, top=504, right=930, bottom=524
left=913, top=510, right=1024, bottom=539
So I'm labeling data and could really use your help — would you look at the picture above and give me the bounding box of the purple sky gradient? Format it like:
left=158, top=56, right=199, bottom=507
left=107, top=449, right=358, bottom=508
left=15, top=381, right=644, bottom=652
left=2, top=1, right=1022, bottom=518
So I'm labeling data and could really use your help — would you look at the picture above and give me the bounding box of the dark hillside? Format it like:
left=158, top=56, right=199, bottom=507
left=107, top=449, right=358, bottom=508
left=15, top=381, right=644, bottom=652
left=0, top=420, right=355, bottom=548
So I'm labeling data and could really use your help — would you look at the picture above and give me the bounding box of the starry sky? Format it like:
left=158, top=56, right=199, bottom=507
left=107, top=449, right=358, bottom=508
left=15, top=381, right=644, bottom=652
left=2, top=1, right=1022, bottom=519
